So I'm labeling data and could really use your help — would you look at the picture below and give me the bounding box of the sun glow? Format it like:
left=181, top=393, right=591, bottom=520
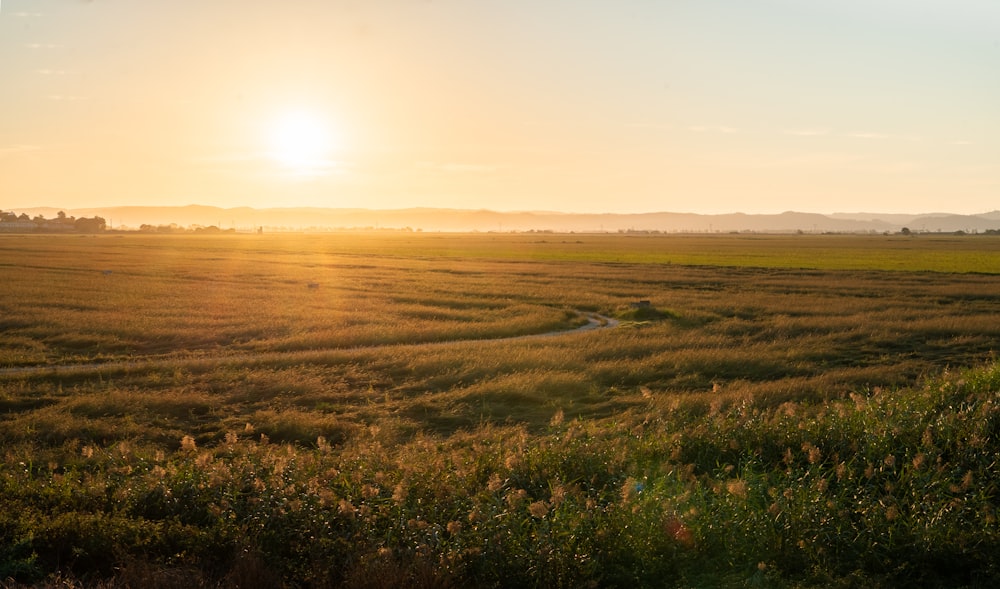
left=267, top=111, right=339, bottom=176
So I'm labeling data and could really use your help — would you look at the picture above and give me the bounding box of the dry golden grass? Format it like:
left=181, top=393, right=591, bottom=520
left=2, top=233, right=1000, bottom=586
left=2, top=233, right=999, bottom=447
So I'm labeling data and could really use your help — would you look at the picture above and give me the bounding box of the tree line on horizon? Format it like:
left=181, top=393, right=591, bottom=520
left=0, top=210, right=245, bottom=234
left=1, top=210, right=106, bottom=234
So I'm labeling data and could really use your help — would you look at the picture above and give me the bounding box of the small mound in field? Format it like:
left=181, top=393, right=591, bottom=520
left=615, top=306, right=677, bottom=322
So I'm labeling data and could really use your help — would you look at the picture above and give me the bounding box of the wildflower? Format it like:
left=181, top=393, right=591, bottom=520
left=487, top=473, right=504, bottom=492
left=408, top=518, right=429, bottom=531
left=180, top=435, right=197, bottom=452
left=550, top=409, right=564, bottom=427
left=727, top=479, right=748, bottom=499
left=550, top=484, right=567, bottom=509
left=209, top=469, right=228, bottom=488
left=506, top=488, right=528, bottom=509
left=225, top=432, right=238, bottom=445
left=815, top=477, right=829, bottom=493
left=961, top=471, right=974, bottom=492
left=802, top=442, right=821, bottom=464
left=318, top=488, right=337, bottom=507
left=911, top=453, right=926, bottom=470
left=361, top=484, right=380, bottom=499
left=664, top=517, right=693, bottom=546
left=885, top=505, right=899, bottom=521
left=621, top=477, right=641, bottom=503
left=81, top=446, right=94, bottom=459
left=883, top=454, right=896, bottom=468
left=392, top=483, right=407, bottom=504
left=849, top=392, right=866, bottom=410
left=835, top=461, right=848, bottom=481
left=528, top=501, right=549, bottom=518
left=338, top=499, right=355, bottom=518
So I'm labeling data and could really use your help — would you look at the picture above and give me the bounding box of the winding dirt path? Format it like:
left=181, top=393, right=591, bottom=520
left=0, top=311, right=619, bottom=377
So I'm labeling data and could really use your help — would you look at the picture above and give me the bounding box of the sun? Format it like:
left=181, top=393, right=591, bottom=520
left=267, top=111, right=339, bottom=175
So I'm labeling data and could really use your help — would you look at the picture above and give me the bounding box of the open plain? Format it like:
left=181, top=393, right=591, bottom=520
left=1, top=233, right=999, bottom=588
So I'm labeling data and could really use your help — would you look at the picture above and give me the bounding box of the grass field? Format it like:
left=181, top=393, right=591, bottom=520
left=1, top=233, right=999, bottom=587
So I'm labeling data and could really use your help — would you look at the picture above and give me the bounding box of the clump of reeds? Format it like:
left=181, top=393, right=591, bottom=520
left=2, top=362, right=999, bottom=587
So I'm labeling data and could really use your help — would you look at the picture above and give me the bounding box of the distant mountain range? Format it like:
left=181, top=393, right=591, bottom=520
left=9, top=205, right=1000, bottom=234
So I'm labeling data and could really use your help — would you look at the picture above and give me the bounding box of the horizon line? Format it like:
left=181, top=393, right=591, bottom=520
left=6, top=203, right=996, bottom=218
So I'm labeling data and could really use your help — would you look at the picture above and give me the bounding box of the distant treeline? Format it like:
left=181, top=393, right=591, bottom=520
left=137, top=223, right=237, bottom=234
left=0, top=210, right=242, bottom=234
left=0, top=210, right=106, bottom=233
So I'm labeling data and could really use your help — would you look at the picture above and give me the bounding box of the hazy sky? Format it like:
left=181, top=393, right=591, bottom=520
left=2, top=0, right=998, bottom=214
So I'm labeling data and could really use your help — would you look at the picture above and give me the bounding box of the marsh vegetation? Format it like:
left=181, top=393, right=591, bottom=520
left=1, top=233, right=999, bottom=587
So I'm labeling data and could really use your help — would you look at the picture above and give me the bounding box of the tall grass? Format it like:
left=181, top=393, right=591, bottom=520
left=2, top=234, right=1000, bottom=586
left=1, top=362, right=998, bottom=587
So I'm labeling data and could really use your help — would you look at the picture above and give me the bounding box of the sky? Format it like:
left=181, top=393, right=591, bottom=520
left=2, top=0, right=998, bottom=215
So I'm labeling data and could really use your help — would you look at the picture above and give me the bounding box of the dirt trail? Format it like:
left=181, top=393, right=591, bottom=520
left=505, top=312, right=619, bottom=340
left=0, top=312, right=619, bottom=377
